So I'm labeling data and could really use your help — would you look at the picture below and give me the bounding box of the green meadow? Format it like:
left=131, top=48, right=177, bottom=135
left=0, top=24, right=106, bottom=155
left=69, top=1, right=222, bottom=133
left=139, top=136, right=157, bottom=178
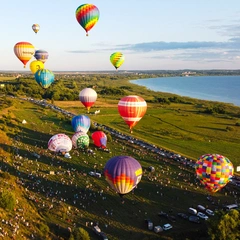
left=56, top=97, right=240, bottom=167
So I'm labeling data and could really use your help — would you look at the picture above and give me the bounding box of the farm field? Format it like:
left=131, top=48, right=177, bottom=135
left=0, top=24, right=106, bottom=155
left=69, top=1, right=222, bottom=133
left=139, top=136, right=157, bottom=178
left=0, top=95, right=239, bottom=240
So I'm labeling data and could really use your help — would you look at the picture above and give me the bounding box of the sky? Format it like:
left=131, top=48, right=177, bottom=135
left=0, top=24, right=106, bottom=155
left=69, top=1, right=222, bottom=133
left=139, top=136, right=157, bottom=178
left=1, top=0, right=240, bottom=71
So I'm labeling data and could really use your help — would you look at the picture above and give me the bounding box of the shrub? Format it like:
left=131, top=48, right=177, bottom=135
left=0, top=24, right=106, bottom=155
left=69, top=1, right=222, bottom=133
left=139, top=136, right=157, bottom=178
left=0, top=190, right=16, bottom=210
left=0, top=172, right=11, bottom=179
left=71, top=227, right=90, bottom=240
left=38, top=222, right=50, bottom=237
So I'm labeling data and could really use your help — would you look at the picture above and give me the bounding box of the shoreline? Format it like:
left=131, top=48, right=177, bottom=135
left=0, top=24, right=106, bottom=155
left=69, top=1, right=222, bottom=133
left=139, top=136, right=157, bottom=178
left=129, top=75, right=240, bottom=108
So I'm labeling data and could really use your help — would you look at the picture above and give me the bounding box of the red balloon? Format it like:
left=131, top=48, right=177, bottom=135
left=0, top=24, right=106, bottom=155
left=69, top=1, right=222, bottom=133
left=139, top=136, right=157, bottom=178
left=118, top=95, right=147, bottom=133
left=92, top=131, right=107, bottom=148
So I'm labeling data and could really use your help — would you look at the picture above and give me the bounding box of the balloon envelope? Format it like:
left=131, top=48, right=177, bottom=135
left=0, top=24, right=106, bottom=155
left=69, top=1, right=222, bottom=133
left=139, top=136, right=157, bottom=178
left=92, top=131, right=107, bottom=148
left=195, top=154, right=234, bottom=193
left=79, top=88, right=97, bottom=113
left=34, top=69, right=54, bottom=89
left=118, top=95, right=147, bottom=132
left=30, top=60, right=44, bottom=74
left=72, top=131, right=89, bottom=149
left=14, top=42, right=35, bottom=68
left=110, top=52, right=124, bottom=70
left=34, top=49, right=49, bottom=63
left=71, top=115, right=91, bottom=133
left=104, top=156, right=142, bottom=196
left=32, top=24, right=40, bottom=34
left=48, top=133, right=72, bottom=153
left=76, top=4, right=100, bottom=36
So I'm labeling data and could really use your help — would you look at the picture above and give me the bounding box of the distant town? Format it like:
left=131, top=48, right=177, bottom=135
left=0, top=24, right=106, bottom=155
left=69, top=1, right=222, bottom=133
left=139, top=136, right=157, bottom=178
left=1, top=69, right=240, bottom=79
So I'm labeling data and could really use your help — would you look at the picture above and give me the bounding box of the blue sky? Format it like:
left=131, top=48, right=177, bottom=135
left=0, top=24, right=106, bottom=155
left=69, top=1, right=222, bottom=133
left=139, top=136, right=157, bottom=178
left=1, top=0, right=240, bottom=71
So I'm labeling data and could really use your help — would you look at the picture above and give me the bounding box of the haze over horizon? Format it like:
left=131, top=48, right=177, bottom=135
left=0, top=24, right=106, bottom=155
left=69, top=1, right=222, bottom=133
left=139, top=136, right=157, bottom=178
left=1, top=0, right=240, bottom=72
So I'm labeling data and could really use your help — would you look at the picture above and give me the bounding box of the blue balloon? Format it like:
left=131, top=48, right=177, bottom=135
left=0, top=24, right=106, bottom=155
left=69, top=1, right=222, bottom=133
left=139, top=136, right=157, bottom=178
left=34, top=69, right=54, bottom=89
left=71, top=115, right=90, bottom=133
left=34, top=49, right=49, bottom=63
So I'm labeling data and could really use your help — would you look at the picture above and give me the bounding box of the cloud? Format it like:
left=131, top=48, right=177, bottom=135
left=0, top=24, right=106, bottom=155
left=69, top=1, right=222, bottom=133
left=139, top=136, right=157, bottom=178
left=67, top=38, right=240, bottom=56
left=113, top=38, right=240, bottom=52
left=147, top=48, right=240, bottom=63
left=208, top=22, right=240, bottom=37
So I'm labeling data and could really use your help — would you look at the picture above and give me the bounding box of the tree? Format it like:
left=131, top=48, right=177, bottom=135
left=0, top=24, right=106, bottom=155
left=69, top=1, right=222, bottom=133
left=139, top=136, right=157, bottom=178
left=0, top=190, right=16, bottom=210
left=208, top=209, right=240, bottom=240
left=70, top=227, right=90, bottom=240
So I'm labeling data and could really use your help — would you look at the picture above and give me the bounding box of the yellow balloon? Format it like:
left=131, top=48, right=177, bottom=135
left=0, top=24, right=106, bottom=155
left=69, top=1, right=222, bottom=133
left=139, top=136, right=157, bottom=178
left=30, top=60, right=44, bottom=74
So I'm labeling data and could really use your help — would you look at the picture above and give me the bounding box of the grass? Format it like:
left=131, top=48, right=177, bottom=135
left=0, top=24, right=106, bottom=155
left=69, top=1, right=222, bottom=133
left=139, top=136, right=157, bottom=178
left=0, top=95, right=239, bottom=240
left=55, top=99, right=240, bottom=167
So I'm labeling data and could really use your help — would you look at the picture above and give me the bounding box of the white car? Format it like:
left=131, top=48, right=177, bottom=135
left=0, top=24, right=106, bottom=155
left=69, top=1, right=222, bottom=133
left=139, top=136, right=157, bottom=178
left=163, top=223, right=173, bottom=231
left=64, top=153, right=71, bottom=159
left=206, top=209, right=215, bottom=216
left=197, top=212, right=209, bottom=220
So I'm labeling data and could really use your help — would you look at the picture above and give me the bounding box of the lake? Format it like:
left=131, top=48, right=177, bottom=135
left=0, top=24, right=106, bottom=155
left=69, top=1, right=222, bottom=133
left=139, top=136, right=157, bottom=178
left=130, top=75, right=240, bottom=107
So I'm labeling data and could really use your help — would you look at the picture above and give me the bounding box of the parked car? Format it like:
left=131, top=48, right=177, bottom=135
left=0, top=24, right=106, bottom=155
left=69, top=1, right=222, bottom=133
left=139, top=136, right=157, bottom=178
left=163, top=223, right=173, bottom=231
left=206, top=209, right=215, bottom=216
left=99, top=232, right=108, bottom=240
left=154, top=225, right=163, bottom=233
left=158, top=211, right=168, bottom=218
left=197, top=205, right=206, bottom=212
left=188, top=207, right=197, bottom=215
left=189, top=216, right=200, bottom=224
left=93, top=226, right=101, bottom=235
left=177, top=213, right=188, bottom=219
left=145, top=219, right=153, bottom=230
left=197, top=212, right=209, bottom=220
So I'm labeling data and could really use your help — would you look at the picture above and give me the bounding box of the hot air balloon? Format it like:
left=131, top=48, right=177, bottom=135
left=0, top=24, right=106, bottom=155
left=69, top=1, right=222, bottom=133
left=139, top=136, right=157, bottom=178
left=104, top=156, right=142, bottom=198
left=72, top=131, right=90, bottom=149
left=195, top=154, right=234, bottom=193
left=34, top=49, right=49, bottom=63
left=34, top=69, right=54, bottom=89
left=48, top=133, right=72, bottom=154
left=75, top=4, right=100, bottom=36
left=29, top=60, right=44, bottom=74
left=92, top=131, right=107, bottom=149
left=118, top=95, right=147, bottom=133
left=32, top=24, right=40, bottom=34
left=110, top=52, right=125, bottom=70
left=79, top=88, right=97, bottom=113
left=71, top=115, right=91, bottom=133
left=13, top=42, right=35, bottom=68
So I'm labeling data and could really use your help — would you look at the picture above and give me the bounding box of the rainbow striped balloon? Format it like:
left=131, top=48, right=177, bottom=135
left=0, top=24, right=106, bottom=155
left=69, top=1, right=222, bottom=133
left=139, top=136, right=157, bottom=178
left=118, top=95, right=147, bottom=133
left=75, top=4, right=100, bottom=36
left=195, top=154, right=234, bottom=193
left=110, top=52, right=125, bottom=70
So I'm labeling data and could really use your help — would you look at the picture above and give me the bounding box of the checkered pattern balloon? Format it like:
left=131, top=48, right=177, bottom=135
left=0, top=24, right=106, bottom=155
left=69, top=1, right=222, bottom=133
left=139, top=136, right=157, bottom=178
left=195, top=154, right=234, bottom=193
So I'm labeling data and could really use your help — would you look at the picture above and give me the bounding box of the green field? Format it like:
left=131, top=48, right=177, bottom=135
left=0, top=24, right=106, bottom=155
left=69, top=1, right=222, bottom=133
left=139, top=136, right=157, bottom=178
left=0, top=95, right=239, bottom=240
left=56, top=98, right=240, bottom=167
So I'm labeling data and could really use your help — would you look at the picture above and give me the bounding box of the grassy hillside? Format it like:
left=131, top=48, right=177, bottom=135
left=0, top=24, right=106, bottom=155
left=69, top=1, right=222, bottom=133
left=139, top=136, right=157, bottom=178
left=0, top=95, right=239, bottom=240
